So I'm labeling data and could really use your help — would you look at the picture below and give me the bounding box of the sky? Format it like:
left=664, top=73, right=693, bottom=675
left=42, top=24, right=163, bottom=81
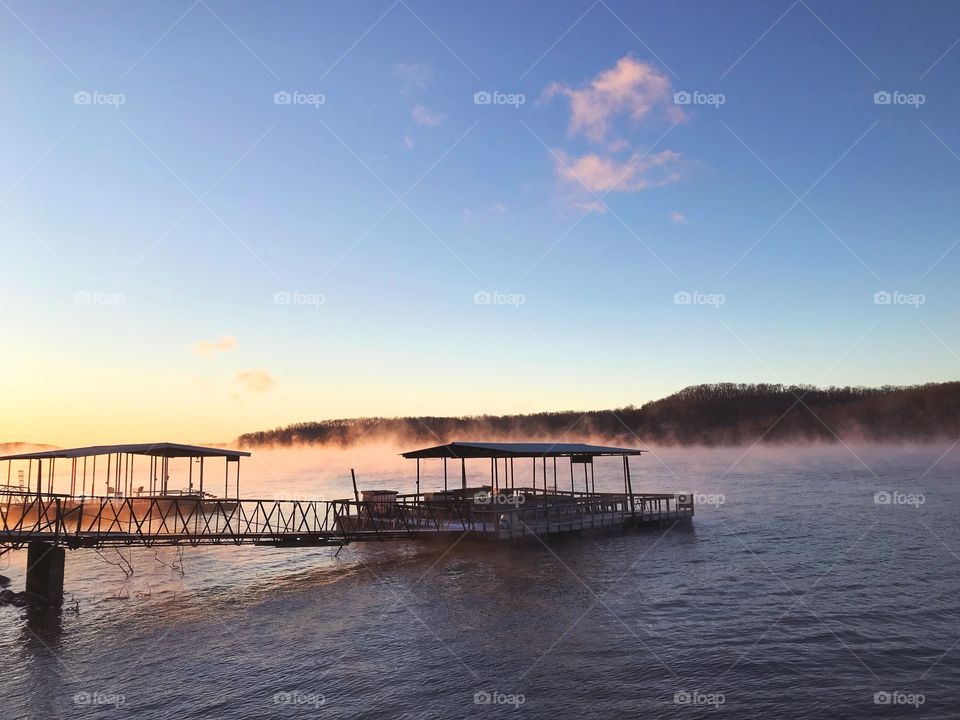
left=1, top=0, right=959, bottom=445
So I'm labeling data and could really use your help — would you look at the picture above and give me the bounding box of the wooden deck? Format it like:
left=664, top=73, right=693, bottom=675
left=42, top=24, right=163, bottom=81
left=332, top=487, right=693, bottom=542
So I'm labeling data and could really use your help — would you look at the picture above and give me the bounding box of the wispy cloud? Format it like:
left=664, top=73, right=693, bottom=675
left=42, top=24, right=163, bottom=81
left=392, top=62, right=433, bottom=95
left=463, top=202, right=507, bottom=226
left=412, top=104, right=445, bottom=126
left=571, top=200, right=608, bottom=214
left=235, top=370, right=276, bottom=393
left=545, top=55, right=689, bottom=212
left=554, top=149, right=684, bottom=193
left=191, top=335, right=237, bottom=357
left=544, top=55, right=683, bottom=142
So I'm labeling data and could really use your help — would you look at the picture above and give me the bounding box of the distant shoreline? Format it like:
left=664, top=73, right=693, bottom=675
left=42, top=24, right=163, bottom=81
left=235, top=381, right=960, bottom=449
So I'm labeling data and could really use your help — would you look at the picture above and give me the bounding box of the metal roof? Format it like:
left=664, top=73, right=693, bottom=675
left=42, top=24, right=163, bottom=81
left=401, top=441, right=645, bottom=459
left=0, top=442, right=251, bottom=461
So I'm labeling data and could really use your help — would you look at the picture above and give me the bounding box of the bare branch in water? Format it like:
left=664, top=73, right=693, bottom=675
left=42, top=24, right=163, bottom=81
left=95, top=548, right=134, bottom=578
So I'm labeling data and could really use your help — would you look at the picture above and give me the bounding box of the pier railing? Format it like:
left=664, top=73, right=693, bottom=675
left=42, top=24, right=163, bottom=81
left=0, top=487, right=693, bottom=548
left=0, top=493, right=342, bottom=548
left=329, top=487, right=693, bottom=540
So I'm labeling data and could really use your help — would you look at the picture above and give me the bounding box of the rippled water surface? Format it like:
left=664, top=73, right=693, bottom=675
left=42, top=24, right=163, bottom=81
left=1, top=444, right=959, bottom=719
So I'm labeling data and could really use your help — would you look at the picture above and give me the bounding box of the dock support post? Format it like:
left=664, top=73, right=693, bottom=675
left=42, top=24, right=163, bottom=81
left=25, top=541, right=65, bottom=604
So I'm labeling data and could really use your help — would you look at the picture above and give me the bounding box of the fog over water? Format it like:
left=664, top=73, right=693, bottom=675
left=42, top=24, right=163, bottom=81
left=1, top=443, right=959, bottom=719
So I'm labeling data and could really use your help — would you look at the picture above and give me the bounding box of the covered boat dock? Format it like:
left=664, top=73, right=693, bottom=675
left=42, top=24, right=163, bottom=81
left=0, top=442, right=250, bottom=500
left=0, top=440, right=693, bottom=604
left=334, top=441, right=693, bottom=541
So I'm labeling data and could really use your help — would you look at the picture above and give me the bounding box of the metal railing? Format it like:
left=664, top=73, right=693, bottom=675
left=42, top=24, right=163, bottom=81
left=0, top=493, right=342, bottom=548
left=0, top=487, right=694, bottom=548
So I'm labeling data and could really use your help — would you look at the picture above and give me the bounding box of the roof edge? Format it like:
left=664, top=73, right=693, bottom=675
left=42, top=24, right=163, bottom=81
left=401, top=441, right=646, bottom=459
left=0, top=442, right=252, bottom=461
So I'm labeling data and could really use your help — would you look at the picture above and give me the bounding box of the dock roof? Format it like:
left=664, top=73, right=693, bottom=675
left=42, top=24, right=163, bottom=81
left=401, top=441, right=645, bottom=459
left=0, top=442, right=251, bottom=461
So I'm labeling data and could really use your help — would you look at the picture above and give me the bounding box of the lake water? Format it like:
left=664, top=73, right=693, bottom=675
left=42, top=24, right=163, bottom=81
left=1, top=443, right=958, bottom=719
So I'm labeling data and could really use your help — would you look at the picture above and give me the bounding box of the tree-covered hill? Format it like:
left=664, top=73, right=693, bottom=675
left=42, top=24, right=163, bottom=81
left=236, top=382, right=960, bottom=448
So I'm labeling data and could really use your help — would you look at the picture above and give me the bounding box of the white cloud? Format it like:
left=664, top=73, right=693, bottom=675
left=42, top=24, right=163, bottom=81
left=235, top=370, right=276, bottom=393
left=544, top=56, right=690, bottom=212
left=412, top=105, right=445, bottom=126
left=191, top=336, right=237, bottom=357
left=554, top=149, right=685, bottom=194
left=545, top=56, right=683, bottom=142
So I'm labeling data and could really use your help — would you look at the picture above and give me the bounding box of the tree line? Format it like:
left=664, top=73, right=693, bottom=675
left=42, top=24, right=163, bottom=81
left=236, top=382, right=960, bottom=448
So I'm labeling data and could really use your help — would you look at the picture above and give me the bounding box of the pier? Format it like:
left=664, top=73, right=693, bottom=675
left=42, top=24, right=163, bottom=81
left=0, top=442, right=693, bottom=603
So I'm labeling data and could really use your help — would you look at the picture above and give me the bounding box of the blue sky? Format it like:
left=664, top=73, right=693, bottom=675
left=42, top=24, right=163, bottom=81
left=1, top=0, right=959, bottom=443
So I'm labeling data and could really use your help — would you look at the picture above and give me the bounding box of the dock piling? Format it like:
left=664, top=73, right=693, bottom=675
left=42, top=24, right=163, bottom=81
left=25, top=541, right=64, bottom=605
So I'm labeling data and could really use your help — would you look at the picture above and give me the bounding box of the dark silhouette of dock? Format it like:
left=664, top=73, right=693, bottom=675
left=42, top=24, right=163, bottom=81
left=0, top=442, right=694, bottom=603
